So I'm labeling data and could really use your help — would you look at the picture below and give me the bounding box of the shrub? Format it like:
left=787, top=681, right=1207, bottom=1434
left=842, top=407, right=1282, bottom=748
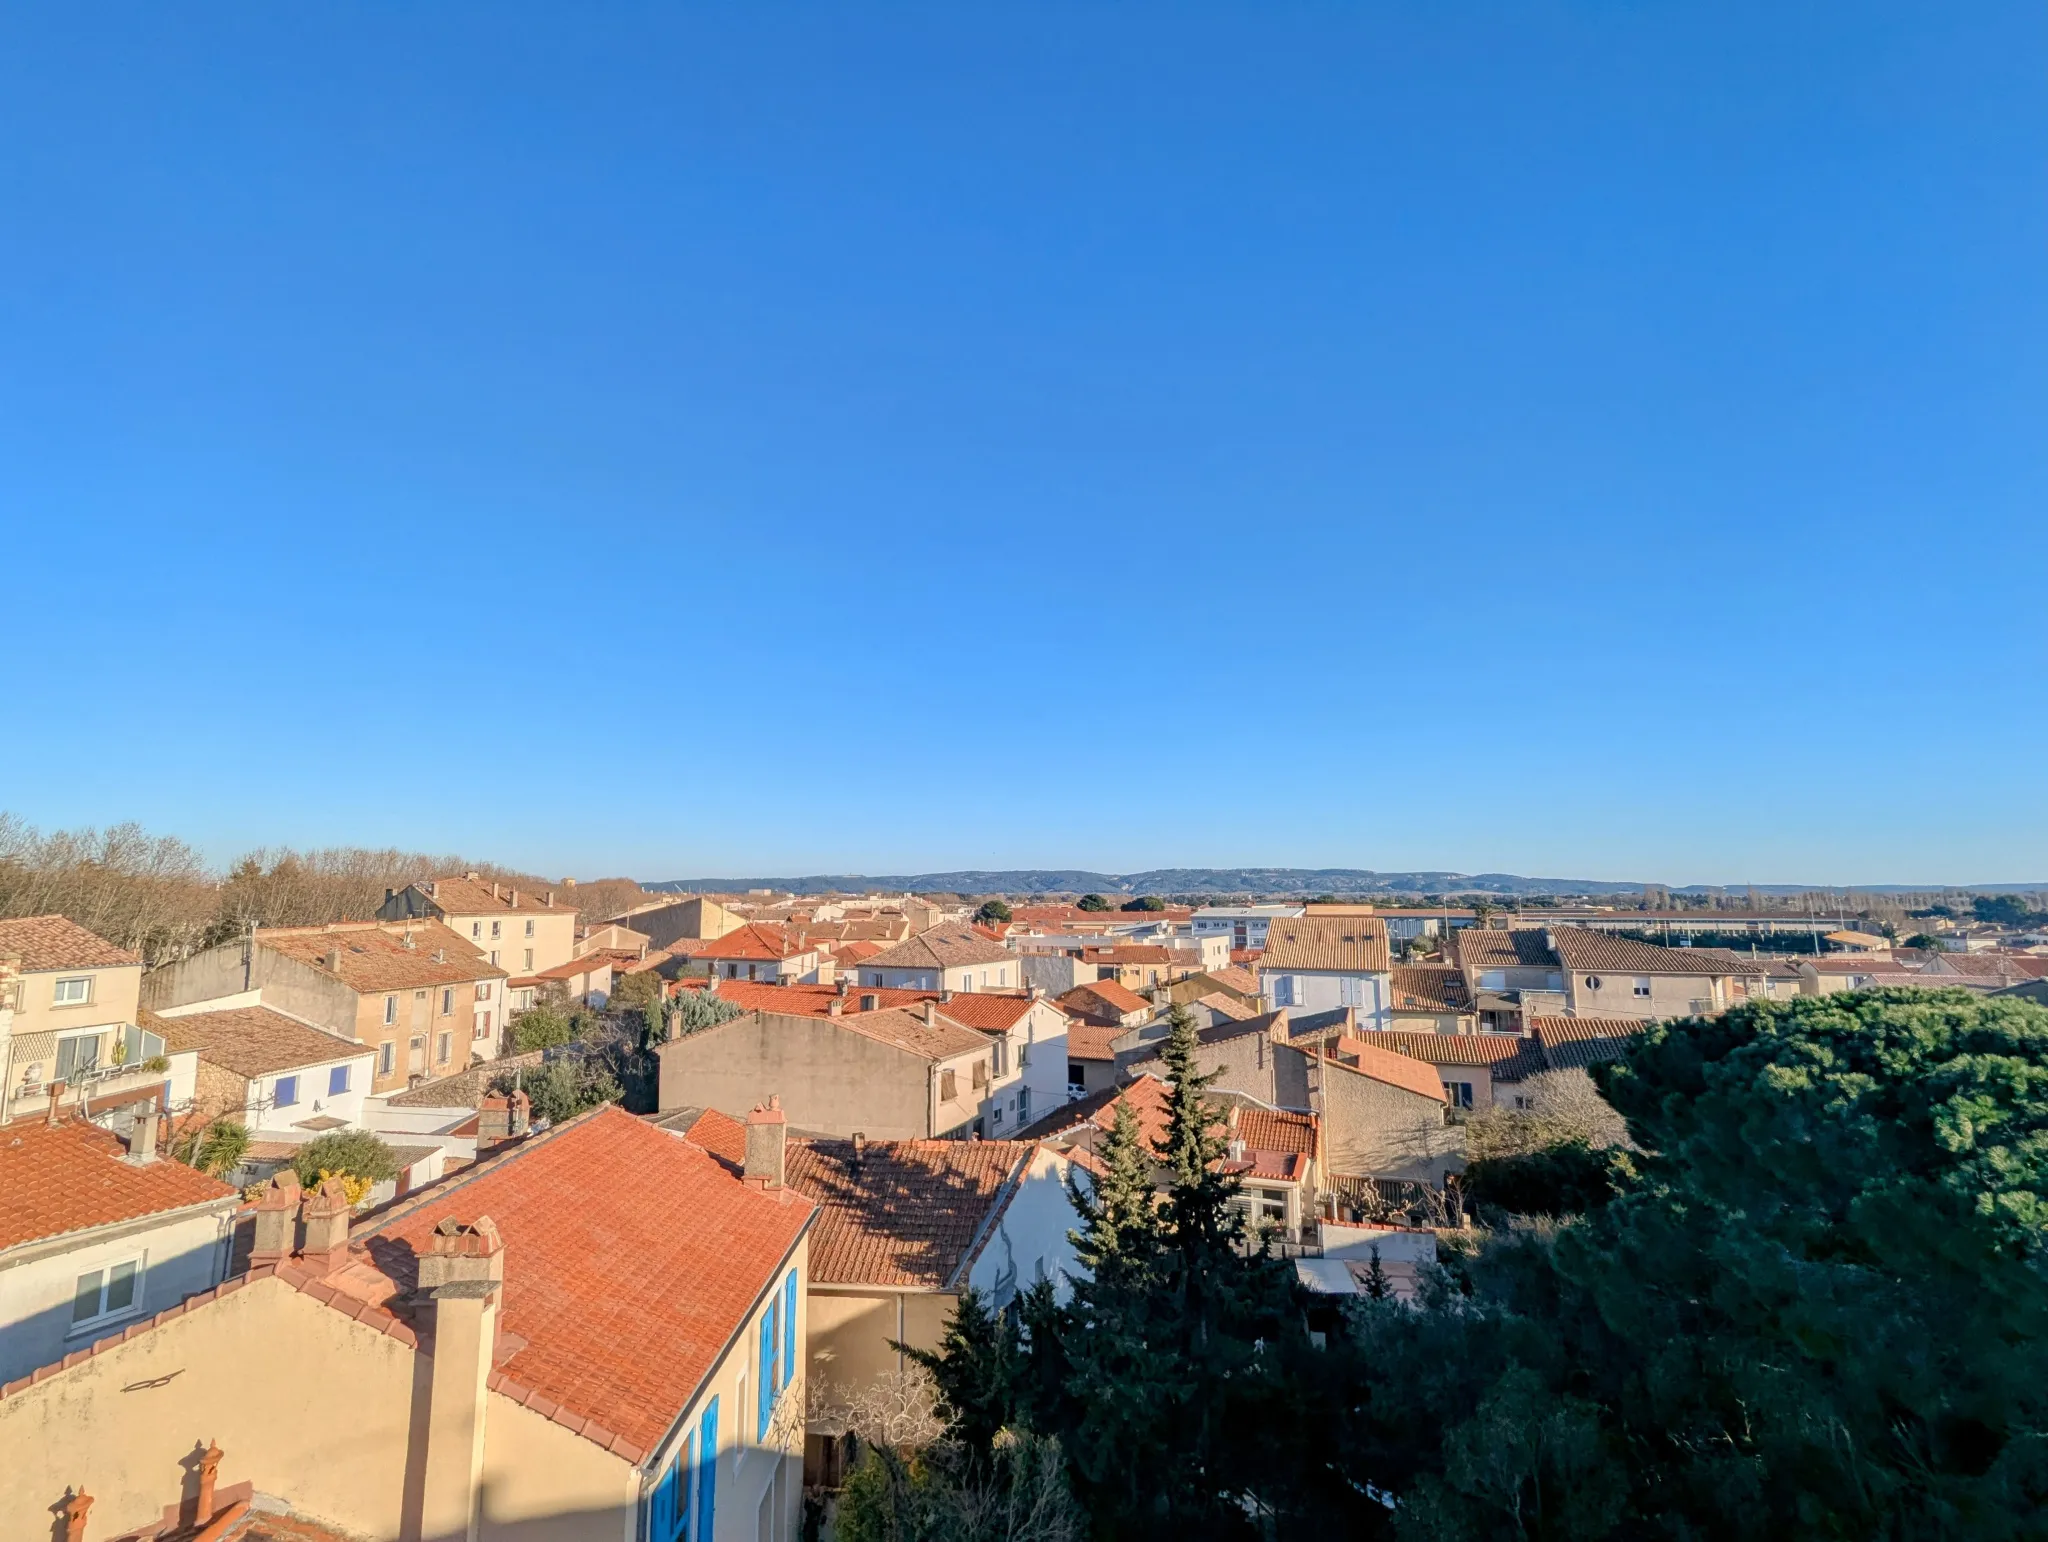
left=290, top=1129, right=400, bottom=1189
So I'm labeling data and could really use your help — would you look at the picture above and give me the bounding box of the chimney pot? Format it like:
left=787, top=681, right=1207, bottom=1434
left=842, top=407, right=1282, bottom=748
left=45, top=1078, right=66, bottom=1126
left=827, top=997, right=843, bottom=1016
left=745, top=1098, right=788, bottom=1188
left=433, top=947, right=446, bottom=963
left=509, top=889, right=519, bottom=907
left=852, top=1131, right=867, bottom=1163
left=545, top=891, right=554, bottom=907
left=61, top=1489, right=92, bottom=1542
left=195, top=1441, right=224, bottom=1523
left=326, top=948, right=342, bottom=971
left=250, top=1171, right=303, bottom=1267
left=124, top=1102, right=161, bottom=1164
left=416, top=1217, right=503, bottom=1542
left=299, top=1175, right=354, bottom=1274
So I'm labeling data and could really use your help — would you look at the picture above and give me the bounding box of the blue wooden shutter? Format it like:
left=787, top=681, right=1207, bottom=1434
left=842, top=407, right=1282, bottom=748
left=649, top=1454, right=679, bottom=1541
left=696, top=1397, right=718, bottom=1541
left=781, top=1270, right=798, bottom=1394
left=758, top=1307, right=776, bottom=1440
left=676, top=1430, right=694, bottom=1542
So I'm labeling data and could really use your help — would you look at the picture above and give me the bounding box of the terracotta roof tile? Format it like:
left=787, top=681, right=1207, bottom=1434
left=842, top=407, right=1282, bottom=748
left=1055, top=980, right=1149, bottom=1022
left=355, top=1105, right=813, bottom=1455
left=1548, top=929, right=1747, bottom=977
left=1527, top=1015, right=1648, bottom=1069
left=0, top=1115, right=238, bottom=1251
left=142, top=1006, right=367, bottom=1079
left=411, top=876, right=569, bottom=915
left=258, top=922, right=506, bottom=993
left=1065, top=1024, right=1122, bottom=1062
left=1352, top=1029, right=1547, bottom=1078
left=1453, top=928, right=1559, bottom=971
left=0, top=914, right=138, bottom=972
left=1321, top=1037, right=1449, bottom=1102
left=1389, top=966, right=1472, bottom=1013
left=862, top=926, right=1014, bottom=973
left=696, top=923, right=816, bottom=962
left=1258, top=916, right=1390, bottom=974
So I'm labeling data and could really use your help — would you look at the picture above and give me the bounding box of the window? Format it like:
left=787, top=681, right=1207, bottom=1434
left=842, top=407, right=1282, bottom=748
left=782, top=1270, right=798, bottom=1396
left=71, top=1258, right=142, bottom=1328
left=55, top=1032, right=101, bottom=1082
left=328, top=1065, right=350, bottom=1096
left=489, top=950, right=499, bottom=966
left=1584, top=976, right=1602, bottom=991
left=940, top=1069, right=957, bottom=1101
left=437, top=1032, right=452, bottom=1065
left=490, top=920, right=501, bottom=939
left=476, top=981, right=492, bottom=1001
left=472, top=921, right=482, bottom=939
left=274, top=1075, right=300, bottom=1108
left=523, top=949, right=533, bottom=971
left=379, top=1042, right=396, bottom=1076
left=525, top=919, right=535, bottom=938
left=757, top=1297, right=779, bottom=1441
left=696, top=1397, right=719, bottom=1541
left=384, top=995, right=398, bottom=1025
left=1443, top=1081, right=1474, bottom=1110
left=441, top=988, right=454, bottom=1016
left=971, top=1060, right=987, bottom=1088
left=52, top=976, right=91, bottom=1006
left=648, top=1431, right=694, bottom=1542
left=475, top=1011, right=493, bottom=1040
left=1068, top=1063, right=1086, bottom=1092
left=991, top=1104, right=1003, bottom=1125
left=1633, top=979, right=1652, bottom=998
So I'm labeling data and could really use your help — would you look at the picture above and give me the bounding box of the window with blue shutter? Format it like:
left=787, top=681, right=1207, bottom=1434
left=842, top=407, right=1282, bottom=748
left=781, top=1270, right=798, bottom=1394
left=696, top=1398, right=718, bottom=1541
left=648, top=1452, right=680, bottom=1542
left=678, top=1430, right=694, bottom=1541
left=758, top=1304, right=777, bottom=1440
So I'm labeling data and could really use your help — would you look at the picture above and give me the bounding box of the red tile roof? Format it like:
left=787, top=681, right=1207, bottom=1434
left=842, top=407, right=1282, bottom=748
left=708, top=980, right=929, bottom=1017
left=354, top=1105, right=814, bottom=1455
left=0, top=1114, right=238, bottom=1251
left=1206, top=965, right=1261, bottom=996
left=413, top=876, right=570, bottom=916
left=695, top=922, right=814, bottom=962
left=143, top=1006, right=368, bottom=1079
left=679, top=1111, right=1031, bottom=1288
left=1258, top=916, right=1391, bottom=974
left=862, top=927, right=1014, bottom=972
left=0, top=914, right=139, bottom=972
left=1055, top=980, right=1149, bottom=1022
left=1321, top=1037, right=1449, bottom=1103
left=1527, top=1015, right=1648, bottom=1070
left=925, top=992, right=1041, bottom=1033
left=1065, top=1024, right=1122, bottom=1062
left=259, top=922, right=506, bottom=992
left=1352, top=1030, right=1539, bottom=1068
left=1548, top=928, right=1746, bottom=977
left=1389, top=966, right=1472, bottom=1013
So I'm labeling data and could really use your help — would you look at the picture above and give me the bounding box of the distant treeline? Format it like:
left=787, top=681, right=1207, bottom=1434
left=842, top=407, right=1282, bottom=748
left=0, top=813, right=653, bottom=967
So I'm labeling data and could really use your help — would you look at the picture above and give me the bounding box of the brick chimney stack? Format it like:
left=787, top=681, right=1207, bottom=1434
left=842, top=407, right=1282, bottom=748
left=299, top=1176, right=354, bottom=1274
left=745, top=1096, right=787, bottom=1189
left=250, top=1172, right=302, bottom=1268
left=61, top=1489, right=92, bottom=1542
left=477, top=1095, right=513, bottom=1152
left=417, top=1217, right=505, bottom=1542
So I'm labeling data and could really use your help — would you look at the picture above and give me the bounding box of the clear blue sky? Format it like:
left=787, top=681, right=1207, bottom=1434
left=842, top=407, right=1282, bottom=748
left=3, top=3, right=2043, bottom=886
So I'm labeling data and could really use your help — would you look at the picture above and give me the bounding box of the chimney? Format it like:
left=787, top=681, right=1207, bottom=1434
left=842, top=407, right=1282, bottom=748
left=123, top=1102, right=160, bottom=1165
left=61, top=1490, right=92, bottom=1542
left=836, top=976, right=849, bottom=995
left=416, top=1218, right=505, bottom=1542
left=299, top=1176, right=353, bottom=1274
left=195, top=1441, right=224, bottom=1524
left=433, top=947, right=446, bottom=963
left=250, top=1172, right=302, bottom=1267
left=428, top=880, right=440, bottom=898
left=477, top=1095, right=512, bottom=1151
left=544, top=891, right=554, bottom=907
left=45, top=1078, right=65, bottom=1126
left=508, top=1089, right=531, bottom=1138
left=325, top=948, right=342, bottom=972
left=827, top=997, right=843, bottom=1016
left=746, top=1097, right=787, bottom=1189
left=402, top=929, right=416, bottom=951
left=851, top=1131, right=867, bottom=1165
left=509, top=890, right=519, bottom=907
left=491, top=882, right=500, bottom=900
left=920, top=1002, right=937, bottom=1025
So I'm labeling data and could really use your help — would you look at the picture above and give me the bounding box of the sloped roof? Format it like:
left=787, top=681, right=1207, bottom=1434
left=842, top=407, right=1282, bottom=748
left=695, top=922, right=814, bottom=962
left=413, top=876, right=569, bottom=916
left=1352, top=1030, right=1544, bottom=1074
left=0, top=1114, right=238, bottom=1252
left=1257, top=916, right=1390, bottom=974
left=1055, top=980, right=1149, bottom=1020
left=143, top=1006, right=368, bottom=1078
left=862, top=926, right=1013, bottom=972
left=1547, top=929, right=1745, bottom=977
left=354, top=1105, right=814, bottom=1456
left=259, top=922, right=506, bottom=992
left=0, top=914, right=139, bottom=972
left=1527, top=1015, right=1648, bottom=1070
left=1389, top=966, right=1471, bottom=1013
left=1454, top=928, right=1559, bottom=971
left=1206, top=965, right=1262, bottom=996
left=679, top=1110, right=1031, bottom=1289
left=1065, top=1024, right=1122, bottom=1063
left=1321, top=1037, right=1449, bottom=1103
left=1193, top=992, right=1257, bottom=1022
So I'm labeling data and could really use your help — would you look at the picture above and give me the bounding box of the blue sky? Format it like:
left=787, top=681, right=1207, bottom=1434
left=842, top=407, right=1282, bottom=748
left=2, top=3, right=2042, bottom=886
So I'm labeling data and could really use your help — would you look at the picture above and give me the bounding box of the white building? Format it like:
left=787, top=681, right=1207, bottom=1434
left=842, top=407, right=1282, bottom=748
left=859, top=927, right=1019, bottom=993
left=1255, top=915, right=1393, bottom=1027
left=0, top=1108, right=239, bottom=1386
left=1191, top=905, right=1305, bottom=953
left=932, top=992, right=1071, bottom=1137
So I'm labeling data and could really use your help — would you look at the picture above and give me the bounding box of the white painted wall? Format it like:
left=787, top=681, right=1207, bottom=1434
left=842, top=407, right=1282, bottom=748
left=0, top=1206, right=233, bottom=1385
left=966, top=1147, right=1088, bottom=1308
left=1267, top=969, right=1391, bottom=1028
left=244, top=1052, right=376, bottom=1136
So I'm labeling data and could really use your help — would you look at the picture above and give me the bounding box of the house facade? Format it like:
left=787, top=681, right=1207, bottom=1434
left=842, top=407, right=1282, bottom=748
left=141, top=921, right=508, bottom=1094
left=859, top=927, right=1018, bottom=993
left=0, top=916, right=173, bottom=1126
left=144, top=1004, right=376, bottom=1141
left=378, top=873, right=581, bottom=978
left=1255, top=915, right=1393, bottom=1028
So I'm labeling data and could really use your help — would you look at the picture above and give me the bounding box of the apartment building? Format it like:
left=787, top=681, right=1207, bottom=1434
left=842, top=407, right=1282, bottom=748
left=1453, top=925, right=1750, bottom=1026
left=377, top=872, right=579, bottom=977
left=141, top=921, right=508, bottom=1094
left=1190, top=904, right=1304, bottom=952
left=0, top=915, right=179, bottom=1126
left=696, top=923, right=826, bottom=985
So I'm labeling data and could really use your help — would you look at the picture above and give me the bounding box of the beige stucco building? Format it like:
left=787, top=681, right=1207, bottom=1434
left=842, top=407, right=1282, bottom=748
left=0, top=915, right=173, bottom=1125
left=380, top=874, right=581, bottom=980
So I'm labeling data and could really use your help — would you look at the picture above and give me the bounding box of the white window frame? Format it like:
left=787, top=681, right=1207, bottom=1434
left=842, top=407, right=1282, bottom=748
left=379, top=1042, right=396, bottom=1076
left=384, top=995, right=398, bottom=1025
left=70, top=1254, right=147, bottom=1334
left=55, top=1030, right=103, bottom=1083
left=525, top=919, right=535, bottom=938
left=52, top=976, right=93, bottom=1007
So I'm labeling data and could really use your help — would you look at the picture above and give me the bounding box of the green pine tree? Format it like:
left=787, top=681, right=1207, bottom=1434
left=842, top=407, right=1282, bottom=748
left=904, top=1288, right=1020, bottom=1459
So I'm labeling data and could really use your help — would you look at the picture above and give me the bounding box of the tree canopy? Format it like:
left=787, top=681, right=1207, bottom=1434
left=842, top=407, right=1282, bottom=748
left=1075, top=894, right=1111, bottom=912
left=975, top=899, right=1015, bottom=926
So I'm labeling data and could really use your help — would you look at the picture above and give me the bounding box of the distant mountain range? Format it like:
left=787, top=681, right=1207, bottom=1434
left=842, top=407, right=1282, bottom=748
left=647, top=868, right=2047, bottom=898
